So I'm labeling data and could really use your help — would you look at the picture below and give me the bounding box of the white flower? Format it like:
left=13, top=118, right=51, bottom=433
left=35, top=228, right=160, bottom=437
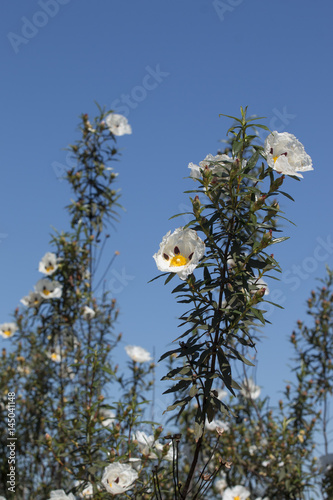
left=240, top=378, right=261, bottom=400
left=133, top=431, right=173, bottom=461
left=105, top=113, right=132, bottom=136
left=134, top=431, right=157, bottom=458
left=100, top=408, right=116, bottom=427
left=46, top=346, right=64, bottom=363
left=222, top=485, right=250, bottom=500
left=0, top=322, right=17, bottom=339
left=153, top=227, right=205, bottom=280
left=188, top=153, right=232, bottom=180
left=0, top=496, right=7, bottom=500
left=217, top=389, right=228, bottom=401
left=35, top=278, right=62, bottom=299
left=128, top=457, right=142, bottom=470
left=125, top=345, right=152, bottom=363
left=82, top=306, right=95, bottom=320
left=205, top=418, right=230, bottom=433
left=156, top=441, right=174, bottom=462
left=264, top=131, right=313, bottom=178
left=262, top=460, right=270, bottom=467
left=20, top=291, right=42, bottom=307
left=17, top=363, right=31, bottom=376
left=319, top=453, right=333, bottom=470
left=249, top=444, right=258, bottom=456
left=215, top=473, right=227, bottom=493
left=38, top=252, right=59, bottom=275
left=74, top=480, right=93, bottom=498
left=48, top=490, right=76, bottom=500
left=101, top=462, right=138, bottom=495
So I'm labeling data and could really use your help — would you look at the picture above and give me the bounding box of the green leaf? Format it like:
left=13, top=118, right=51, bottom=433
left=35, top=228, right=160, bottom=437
left=272, top=236, right=290, bottom=245
left=163, top=380, right=191, bottom=395
left=250, top=307, right=265, bottom=324
left=189, top=385, right=198, bottom=397
left=253, top=123, right=270, bottom=130
left=264, top=300, right=284, bottom=310
left=164, top=273, right=176, bottom=285
left=164, top=396, right=191, bottom=413
left=228, top=346, right=255, bottom=366
left=194, top=421, right=204, bottom=440
left=279, top=191, right=295, bottom=202
left=171, top=283, right=187, bottom=294
left=147, top=273, right=168, bottom=283
left=219, top=113, right=242, bottom=123
left=169, top=212, right=193, bottom=220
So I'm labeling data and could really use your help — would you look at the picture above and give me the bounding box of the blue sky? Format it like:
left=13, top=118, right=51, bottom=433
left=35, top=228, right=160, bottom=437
left=1, top=0, right=333, bottom=437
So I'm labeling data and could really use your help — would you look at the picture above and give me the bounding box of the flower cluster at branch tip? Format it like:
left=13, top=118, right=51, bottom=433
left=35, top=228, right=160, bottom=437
left=240, top=378, right=261, bottom=400
left=222, top=484, right=250, bottom=500
left=39, top=252, right=60, bottom=275
left=101, top=462, right=138, bottom=495
left=0, top=322, right=17, bottom=339
left=153, top=227, right=205, bottom=280
left=105, top=113, right=132, bottom=136
left=20, top=252, right=63, bottom=307
left=125, top=345, right=152, bottom=363
left=264, top=131, right=313, bottom=178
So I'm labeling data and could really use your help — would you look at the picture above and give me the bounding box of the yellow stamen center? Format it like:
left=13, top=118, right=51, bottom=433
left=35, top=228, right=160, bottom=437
left=45, top=265, right=54, bottom=272
left=170, top=254, right=188, bottom=267
left=3, top=330, right=11, bottom=337
left=273, top=155, right=279, bottom=163
left=43, top=288, right=51, bottom=296
left=51, top=354, right=57, bottom=361
left=234, top=497, right=241, bottom=500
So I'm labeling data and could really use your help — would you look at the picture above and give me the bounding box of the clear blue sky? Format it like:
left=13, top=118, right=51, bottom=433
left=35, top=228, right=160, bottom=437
left=1, top=0, right=333, bottom=434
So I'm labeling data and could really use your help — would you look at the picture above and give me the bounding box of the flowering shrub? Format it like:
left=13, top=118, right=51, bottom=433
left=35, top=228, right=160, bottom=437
left=0, top=105, right=330, bottom=500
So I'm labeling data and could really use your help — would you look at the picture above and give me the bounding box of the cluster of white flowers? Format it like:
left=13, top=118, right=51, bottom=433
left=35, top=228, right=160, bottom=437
left=20, top=252, right=62, bottom=310
left=125, top=345, right=152, bottom=363
left=153, top=131, right=312, bottom=280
